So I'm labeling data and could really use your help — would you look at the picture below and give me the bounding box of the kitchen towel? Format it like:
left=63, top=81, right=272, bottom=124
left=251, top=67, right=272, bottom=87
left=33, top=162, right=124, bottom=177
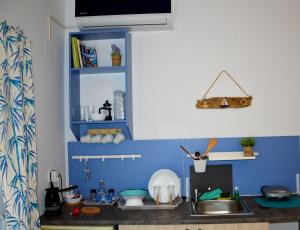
left=198, top=188, right=223, bottom=201
left=255, top=196, right=300, bottom=208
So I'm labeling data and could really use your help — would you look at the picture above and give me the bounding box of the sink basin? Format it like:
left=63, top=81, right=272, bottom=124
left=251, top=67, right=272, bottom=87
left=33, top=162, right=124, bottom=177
left=191, top=198, right=253, bottom=216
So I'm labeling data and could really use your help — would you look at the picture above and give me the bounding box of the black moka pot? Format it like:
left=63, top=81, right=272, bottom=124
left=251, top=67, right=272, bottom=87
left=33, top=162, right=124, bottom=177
left=44, top=171, right=78, bottom=216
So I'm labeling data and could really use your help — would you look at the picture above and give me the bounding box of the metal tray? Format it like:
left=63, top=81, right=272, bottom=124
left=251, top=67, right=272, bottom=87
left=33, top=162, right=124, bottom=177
left=117, top=197, right=182, bottom=210
left=82, top=198, right=118, bottom=206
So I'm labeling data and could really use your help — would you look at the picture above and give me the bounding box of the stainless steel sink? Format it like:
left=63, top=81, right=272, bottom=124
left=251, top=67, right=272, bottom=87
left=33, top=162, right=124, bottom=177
left=191, top=198, right=253, bottom=216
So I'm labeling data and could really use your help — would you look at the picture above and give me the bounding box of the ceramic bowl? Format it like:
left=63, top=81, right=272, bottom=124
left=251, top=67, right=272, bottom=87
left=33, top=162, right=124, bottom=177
left=119, top=189, right=148, bottom=206
left=64, top=194, right=82, bottom=204
left=113, top=132, right=126, bottom=144
left=102, top=134, right=113, bottom=144
left=91, top=113, right=106, bottom=121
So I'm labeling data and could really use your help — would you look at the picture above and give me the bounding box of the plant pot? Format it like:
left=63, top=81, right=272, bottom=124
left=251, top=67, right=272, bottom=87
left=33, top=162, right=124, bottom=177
left=111, top=54, right=122, bottom=66
left=243, top=146, right=254, bottom=157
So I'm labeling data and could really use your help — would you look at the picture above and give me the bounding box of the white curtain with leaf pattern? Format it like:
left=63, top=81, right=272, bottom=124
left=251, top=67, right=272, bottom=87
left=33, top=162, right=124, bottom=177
left=0, top=20, right=40, bottom=230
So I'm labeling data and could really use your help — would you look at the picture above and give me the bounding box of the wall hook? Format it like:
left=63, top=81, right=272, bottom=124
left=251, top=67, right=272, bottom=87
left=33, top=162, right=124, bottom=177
left=121, top=155, right=124, bottom=161
left=102, top=155, right=105, bottom=162
left=132, top=155, right=135, bottom=161
left=79, top=157, right=82, bottom=163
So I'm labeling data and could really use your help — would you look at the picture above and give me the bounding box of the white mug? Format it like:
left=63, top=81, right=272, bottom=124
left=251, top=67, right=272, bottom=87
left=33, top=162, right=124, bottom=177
left=91, top=135, right=101, bottom=143
left=80, top=135, right=91, bottom=143
left=102, top=134, right=113, bottom=144
left=113, top=133, right=126, bottom=144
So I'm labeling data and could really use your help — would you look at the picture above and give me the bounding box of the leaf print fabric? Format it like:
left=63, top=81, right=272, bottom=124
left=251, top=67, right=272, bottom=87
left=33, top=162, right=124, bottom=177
left=0, top=20, right=40, bottom=230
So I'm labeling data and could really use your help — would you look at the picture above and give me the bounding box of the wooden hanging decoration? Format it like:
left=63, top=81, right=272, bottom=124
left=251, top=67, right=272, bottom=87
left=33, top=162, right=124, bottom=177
left=196, top=70, right=253, bottom=109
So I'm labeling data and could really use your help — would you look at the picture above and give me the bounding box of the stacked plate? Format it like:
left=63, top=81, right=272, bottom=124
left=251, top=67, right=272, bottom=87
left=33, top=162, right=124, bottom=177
left=148, top=169, right=180, bottom=203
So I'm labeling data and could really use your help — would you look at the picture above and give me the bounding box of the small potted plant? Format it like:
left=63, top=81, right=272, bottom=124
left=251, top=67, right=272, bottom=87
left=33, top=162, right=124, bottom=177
left=240, top=137, right=256, bottom=157
left=111, top=44, right=122, bottom=66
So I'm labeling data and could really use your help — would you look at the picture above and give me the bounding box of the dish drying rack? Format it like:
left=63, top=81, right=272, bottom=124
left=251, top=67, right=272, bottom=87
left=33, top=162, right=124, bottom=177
left=117, top=197, right=183, bottom=210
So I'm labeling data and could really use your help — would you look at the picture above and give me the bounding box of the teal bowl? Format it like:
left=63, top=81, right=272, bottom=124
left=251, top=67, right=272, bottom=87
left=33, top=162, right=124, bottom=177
left=119, top=189, right=148, bottom=206
left=119, top=189, right=148, bottom=200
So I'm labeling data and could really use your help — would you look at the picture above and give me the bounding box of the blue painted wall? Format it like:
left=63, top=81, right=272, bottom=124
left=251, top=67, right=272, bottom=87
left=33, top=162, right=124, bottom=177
left=68, top=136, right=300, bottom=198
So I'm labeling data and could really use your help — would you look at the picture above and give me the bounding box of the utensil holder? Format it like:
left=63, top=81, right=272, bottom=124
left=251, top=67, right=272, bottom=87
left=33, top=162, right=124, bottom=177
left=194, top=159, right=207, bottom=173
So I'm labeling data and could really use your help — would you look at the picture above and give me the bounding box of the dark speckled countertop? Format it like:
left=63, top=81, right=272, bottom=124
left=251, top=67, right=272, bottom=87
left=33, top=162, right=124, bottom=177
left=40, top=197, right=300, bottom=226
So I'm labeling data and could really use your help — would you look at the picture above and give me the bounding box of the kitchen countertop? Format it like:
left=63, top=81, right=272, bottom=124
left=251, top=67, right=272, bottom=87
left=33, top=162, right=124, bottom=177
left=40, top=197, right=300, bottom=226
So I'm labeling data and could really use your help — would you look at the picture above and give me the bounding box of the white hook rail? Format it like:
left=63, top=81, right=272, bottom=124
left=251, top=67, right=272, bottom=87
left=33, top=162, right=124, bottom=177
left=72, top=154, right=142, bottom=161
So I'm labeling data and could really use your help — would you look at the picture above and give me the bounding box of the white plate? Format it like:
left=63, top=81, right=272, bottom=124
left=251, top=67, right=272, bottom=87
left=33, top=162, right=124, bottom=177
left=148, top=169, right=180, bottom=203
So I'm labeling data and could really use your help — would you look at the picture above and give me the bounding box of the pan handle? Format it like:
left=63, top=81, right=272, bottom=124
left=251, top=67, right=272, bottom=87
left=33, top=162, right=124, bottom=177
left=59, top=185, right=78, bottom=192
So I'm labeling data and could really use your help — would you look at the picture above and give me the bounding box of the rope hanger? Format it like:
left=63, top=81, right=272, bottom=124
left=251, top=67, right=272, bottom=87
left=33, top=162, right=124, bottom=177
left=196, top=70, right=252, bottom=109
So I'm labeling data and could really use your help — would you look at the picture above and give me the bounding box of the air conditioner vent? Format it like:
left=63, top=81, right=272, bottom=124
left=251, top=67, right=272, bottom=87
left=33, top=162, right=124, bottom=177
left=75, top=0, right=173, bottom=31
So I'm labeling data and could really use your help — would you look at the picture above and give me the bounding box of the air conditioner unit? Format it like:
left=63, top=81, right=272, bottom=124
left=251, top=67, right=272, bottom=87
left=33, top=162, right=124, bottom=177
left=75, top=0, right=173, bottom=31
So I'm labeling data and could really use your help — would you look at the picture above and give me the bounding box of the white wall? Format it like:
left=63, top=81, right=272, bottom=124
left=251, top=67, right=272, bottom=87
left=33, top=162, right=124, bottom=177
left=64, top=0, right=300, bottom=141
left=0, top=0, right=66, bottom=212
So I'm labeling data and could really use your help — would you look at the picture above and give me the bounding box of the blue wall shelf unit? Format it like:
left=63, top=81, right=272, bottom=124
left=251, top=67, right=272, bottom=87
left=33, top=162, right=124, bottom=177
left=69, top=29, right=132, bottom=140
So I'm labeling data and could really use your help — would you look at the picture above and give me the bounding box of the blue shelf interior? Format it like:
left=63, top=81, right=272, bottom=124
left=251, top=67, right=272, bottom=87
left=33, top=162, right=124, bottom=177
left=72, top=121, right=132, bottom=140
left=69, top=29, right=131, bottom=140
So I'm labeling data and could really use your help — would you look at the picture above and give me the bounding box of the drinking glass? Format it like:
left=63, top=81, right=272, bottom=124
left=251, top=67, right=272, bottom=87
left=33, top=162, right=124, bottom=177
left=87, top=105, right=95, bottom=121
left=113, top=90, right=125, bottom=120
left=153, top=185, right=161, bottom=205
left=80, top=106, right=87, bottom=121
left=167, top=184, right=175, bottom=204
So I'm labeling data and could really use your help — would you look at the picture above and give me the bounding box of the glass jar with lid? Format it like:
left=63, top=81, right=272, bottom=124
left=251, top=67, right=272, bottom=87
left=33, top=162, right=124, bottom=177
left=113, top=90, right=125, bottom=120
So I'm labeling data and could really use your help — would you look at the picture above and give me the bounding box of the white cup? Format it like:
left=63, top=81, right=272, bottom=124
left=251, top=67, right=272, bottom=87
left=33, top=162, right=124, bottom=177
left=90, top=135, right=99, bottom=143
left=101, top=134, right=113, bottom=144
left=113, top=133, right=126, bottom=144
left=80, top=135, right=91, bottom=143
left=95, top=135, right=102, bottom=143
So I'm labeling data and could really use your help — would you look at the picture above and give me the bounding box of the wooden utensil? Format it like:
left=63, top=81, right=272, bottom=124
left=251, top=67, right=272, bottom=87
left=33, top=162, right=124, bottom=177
left=81, top=206, right=101, bottom=215
left=203, top=138, right=218, bottom=158
left=180, top=146, right=197, bottom=160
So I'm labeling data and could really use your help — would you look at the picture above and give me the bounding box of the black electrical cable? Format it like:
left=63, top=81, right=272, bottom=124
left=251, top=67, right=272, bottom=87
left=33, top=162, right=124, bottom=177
left=49, top=170, right=64, bottom=203
left=57, top=172, right=65, bottom=203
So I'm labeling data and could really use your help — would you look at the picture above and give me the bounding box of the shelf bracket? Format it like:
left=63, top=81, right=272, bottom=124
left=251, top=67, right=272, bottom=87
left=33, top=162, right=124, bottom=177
left=186, top=151, right=259, bottom=161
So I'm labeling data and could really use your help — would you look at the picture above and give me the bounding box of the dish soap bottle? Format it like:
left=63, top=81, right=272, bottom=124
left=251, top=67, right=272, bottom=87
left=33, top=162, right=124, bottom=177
left=233, top=186, right=240, bottom=200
